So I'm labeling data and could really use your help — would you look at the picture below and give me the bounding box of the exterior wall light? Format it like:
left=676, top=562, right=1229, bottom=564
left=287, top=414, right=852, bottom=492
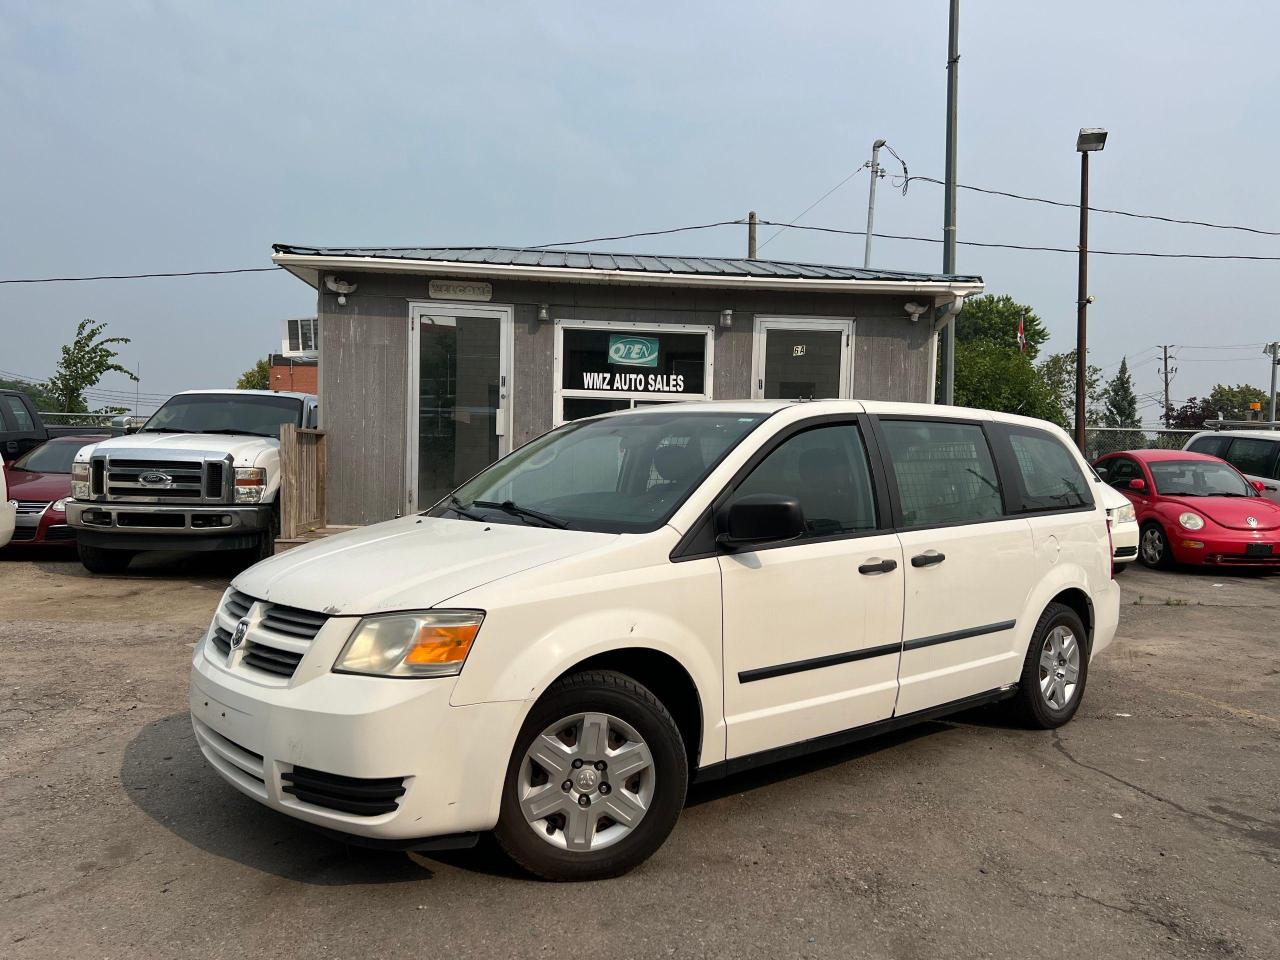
left=538, top=304, right=550, bottom=322
left=720, top=309, right=733, bottom=328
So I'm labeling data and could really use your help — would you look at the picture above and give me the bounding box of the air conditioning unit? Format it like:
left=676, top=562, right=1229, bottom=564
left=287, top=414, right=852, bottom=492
left=281, top=317, right=319, bottom=358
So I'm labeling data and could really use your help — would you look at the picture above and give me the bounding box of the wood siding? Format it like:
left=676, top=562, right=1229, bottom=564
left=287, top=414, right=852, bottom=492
left=316, top=272, right=936, bottom=524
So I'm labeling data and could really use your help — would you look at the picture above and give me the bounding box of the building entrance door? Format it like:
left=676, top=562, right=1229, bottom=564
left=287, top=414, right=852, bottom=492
left=407, top=303, right=513, bottom=513
left=752, top=317, right=854, bottom=400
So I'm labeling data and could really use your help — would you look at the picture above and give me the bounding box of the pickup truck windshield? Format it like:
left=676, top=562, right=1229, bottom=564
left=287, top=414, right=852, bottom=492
left=433, top=410, right=768, bottom=533
left=141, top=394, right=304, bottom=439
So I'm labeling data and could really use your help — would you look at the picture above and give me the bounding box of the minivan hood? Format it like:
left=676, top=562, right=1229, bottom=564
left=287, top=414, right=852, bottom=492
left=76, top=432, right=277, bottom=466
left=1164, top=495, right=1280, bottom=531
left=234, top=515, right=618, bottom=615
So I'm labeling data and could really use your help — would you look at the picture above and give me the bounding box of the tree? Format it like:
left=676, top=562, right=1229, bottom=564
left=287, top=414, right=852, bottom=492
left=955, top=339, right=1062, bottom=425
left=44, top=319, right=137, bottom=413
left=1165, top=397, right=1215, bottom=429
left=237, top=358, right=271, bottom=390
left=955, top=294, right=1050, bottom=360
left=1206, top=383, right=1270, bottom=421
left=1036, top=350, right=1104, bottom=429
left=0, top=376, right=56, bottom=411
left=1101, top=358, right=1141, bottom=427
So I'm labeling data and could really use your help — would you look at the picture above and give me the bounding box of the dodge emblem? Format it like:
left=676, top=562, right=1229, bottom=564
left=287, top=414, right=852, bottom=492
left=1246, top=516, right=1259, bottom=528
left=231, top=619, right=250, bottom=649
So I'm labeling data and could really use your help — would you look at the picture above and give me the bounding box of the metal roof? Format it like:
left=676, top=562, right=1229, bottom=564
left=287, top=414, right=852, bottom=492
left=271, top=244, right=981, bottom=285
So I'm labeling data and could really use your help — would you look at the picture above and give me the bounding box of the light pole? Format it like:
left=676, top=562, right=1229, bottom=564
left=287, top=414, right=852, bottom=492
left=941, top=0, right=960, bottom=405
left=1074, top=127, right=1107, bottom=451
left=863, top=140, right=886, bottom=268
left=1265, top=341, right=1280, bottom=428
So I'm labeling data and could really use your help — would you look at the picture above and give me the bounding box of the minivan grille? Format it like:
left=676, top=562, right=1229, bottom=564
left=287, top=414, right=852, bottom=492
left=223, top=589, right=253, bottom=621
left=241, top=643, right=304, bottom=677
left=260, top=604, right=328, bottom=641
left=281, top=767, right=407, bottom=816
left=211, top=590, right=327, bottom=681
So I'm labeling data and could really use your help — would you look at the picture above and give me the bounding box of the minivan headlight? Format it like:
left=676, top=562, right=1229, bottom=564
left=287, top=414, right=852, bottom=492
left=1178, top=512, right=1205, bottom=530
left=334, top=611, right=484, bottom=678
left=1111, top=503, right=1136, bottom=524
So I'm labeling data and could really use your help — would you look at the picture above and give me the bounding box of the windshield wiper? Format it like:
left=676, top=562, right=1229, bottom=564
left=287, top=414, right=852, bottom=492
left=445, top=495, right=486, bottom=521
left=140, top=427, right=190, bottom=434
left=197, top=428, right=276, bottom=438
left=473, top=499, right=570, bottom=529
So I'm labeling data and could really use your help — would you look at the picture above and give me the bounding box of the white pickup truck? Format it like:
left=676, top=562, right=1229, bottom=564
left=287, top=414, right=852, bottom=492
left=66, top=389, right=318, bottom=573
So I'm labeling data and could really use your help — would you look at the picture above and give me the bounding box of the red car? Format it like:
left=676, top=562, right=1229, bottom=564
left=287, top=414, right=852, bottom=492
left=2, top=436, right=100, bottom=548
left=1093, top=449, right=1280, bottom=568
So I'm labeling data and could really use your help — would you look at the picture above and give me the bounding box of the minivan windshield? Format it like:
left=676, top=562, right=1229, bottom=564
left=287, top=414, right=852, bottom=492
left=433, top=410, right=769, bottom=533
left=141, top=394, right=304, bottom=439
left=1149, top=460, right=1254, bottom=498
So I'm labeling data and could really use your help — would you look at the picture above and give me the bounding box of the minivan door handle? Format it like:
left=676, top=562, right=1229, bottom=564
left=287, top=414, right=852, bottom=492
left=858, top=558, right=898, bottom=575
left=911, top=551, right=946, bottom=568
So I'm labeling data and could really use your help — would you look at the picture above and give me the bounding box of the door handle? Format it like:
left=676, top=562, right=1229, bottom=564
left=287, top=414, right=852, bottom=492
left=858, top=558, right=898, bottom=575
left=911, top=550, right=946, bottom=568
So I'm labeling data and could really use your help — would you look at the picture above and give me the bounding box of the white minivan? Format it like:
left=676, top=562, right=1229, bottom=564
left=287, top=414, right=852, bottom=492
left=190, top=401, right=1119, bottom=880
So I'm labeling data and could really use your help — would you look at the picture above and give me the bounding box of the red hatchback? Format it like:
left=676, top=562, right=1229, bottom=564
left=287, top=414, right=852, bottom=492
left=1093, top=449, right=1280, bottom=568
left=2, top=436, right=99, bottom=549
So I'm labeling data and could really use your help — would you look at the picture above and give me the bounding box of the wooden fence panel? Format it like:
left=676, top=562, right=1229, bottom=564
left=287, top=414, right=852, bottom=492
left=279, top=425, right=327, bottom=539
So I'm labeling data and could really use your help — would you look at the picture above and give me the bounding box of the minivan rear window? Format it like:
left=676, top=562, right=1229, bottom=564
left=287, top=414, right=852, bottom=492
left=879, top=420, right=1004, bottom=527
left=1004, top=427, right=1091, bottom=512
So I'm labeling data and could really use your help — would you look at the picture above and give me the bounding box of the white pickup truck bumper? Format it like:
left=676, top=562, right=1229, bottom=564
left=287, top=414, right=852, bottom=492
left=66, top=500, right=272, bottom=551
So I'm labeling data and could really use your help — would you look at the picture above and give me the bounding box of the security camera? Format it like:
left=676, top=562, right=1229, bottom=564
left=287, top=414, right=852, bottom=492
left=325, top=275, right=358, bottom=305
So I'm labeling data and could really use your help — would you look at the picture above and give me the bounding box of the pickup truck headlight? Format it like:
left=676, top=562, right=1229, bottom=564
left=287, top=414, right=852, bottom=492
left=334, top=611, right=484, bottom=678
left=1110, top=503, right=1136, bottom=524
left=234, top=467, right=266, bottom=503
left=71, top=462, right=91, bottom=500
left=1178, top=512, right=1205, bottom=531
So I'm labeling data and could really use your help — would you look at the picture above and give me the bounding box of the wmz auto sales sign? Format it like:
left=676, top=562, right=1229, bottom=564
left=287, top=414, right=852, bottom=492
left=580, top=371, right=687, bottom=392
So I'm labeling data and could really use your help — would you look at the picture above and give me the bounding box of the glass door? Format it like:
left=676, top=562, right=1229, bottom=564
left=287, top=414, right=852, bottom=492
left=409, top=304, right=512, bottom=512
left=752, top=318, right=854, bottom=400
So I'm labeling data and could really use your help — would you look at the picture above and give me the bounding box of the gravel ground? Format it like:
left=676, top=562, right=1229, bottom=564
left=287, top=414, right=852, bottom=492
left=1, top=553, right=1277, bottom=959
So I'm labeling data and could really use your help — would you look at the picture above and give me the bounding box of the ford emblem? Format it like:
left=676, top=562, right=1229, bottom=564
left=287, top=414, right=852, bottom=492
left=139, top=471, right=172, bottom=486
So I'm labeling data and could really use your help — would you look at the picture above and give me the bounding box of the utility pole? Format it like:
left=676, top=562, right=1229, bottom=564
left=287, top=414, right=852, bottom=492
left=1266, top=341, right=1280, bottom=428
left=1073, top=128, right=1107, bottom=450
left=864, top=140, right=886, bottom=268
left=941, top=0, right=960, bottom=406
left=1158, top=344, right=1176, bottom=426
left=747, top=211, right=758, bottom=259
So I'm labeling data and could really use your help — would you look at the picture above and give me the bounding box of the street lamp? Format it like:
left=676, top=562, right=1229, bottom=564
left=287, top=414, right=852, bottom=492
left=1074, top=127, right=1107, bottom=451
left=1264, top=341, right=1280, bottom=428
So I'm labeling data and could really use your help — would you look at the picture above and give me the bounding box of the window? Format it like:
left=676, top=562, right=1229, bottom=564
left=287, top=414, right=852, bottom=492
left=12, top=439, right=81, bottom=474
left=1149, top=460, right=1252, bottom=497
left=1187, top=435, right=1230, bottom=458
left=879, top=420, right=1004, bottom=527
left=1224, top=437, right=1280, bottom=480
left=2, top=395, right=36, bottom=432
left=437, top=409, right=766, bottom=533
left=141, top=393, right=304, bottom=439
left=556, top=323, right=712, bottom=423
left=1005, top=427, right=1091, bottom=512
left=285, top=317, right=318, bottom=355
left=1099, top=457, right=1141, bottom=489
left=728, top=423, right=878, bottom=539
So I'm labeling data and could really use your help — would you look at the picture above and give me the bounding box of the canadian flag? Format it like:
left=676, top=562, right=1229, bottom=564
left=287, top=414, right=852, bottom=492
left=1016, top=317, right=1027, bottom=354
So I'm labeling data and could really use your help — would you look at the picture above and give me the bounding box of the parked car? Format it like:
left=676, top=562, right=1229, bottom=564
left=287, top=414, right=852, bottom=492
left=0, top=456, right=15, bottom=549
left=1097, top=481, right=1139, bottom=569
left=1093, top=449, right=1280, bottom=568
left=1184, top=430, right=1280, bottom=505
left=1, top=436, right=101, bottom=548
left=65, top=389, right=318, bottom=573
left=191, top=400, right=1119, bottom=881
left=0, top=388, right=112, bottom=460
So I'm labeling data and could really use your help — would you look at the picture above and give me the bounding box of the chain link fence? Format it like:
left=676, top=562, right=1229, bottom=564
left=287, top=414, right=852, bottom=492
left=1083, top=426, right=1198, bottom=461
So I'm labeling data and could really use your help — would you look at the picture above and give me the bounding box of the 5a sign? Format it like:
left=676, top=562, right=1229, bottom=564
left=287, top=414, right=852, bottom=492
left=608, top=335, right=660, bottom=367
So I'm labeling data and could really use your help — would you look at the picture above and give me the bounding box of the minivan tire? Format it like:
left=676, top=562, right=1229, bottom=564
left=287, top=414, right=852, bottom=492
left=1139, top=522, right=1174, bottom=570
left=78, top=543, right=134, bottom=574
left=494, top=669, right=688, bottom=882
left=1006, top=602, right=1090, bottom=729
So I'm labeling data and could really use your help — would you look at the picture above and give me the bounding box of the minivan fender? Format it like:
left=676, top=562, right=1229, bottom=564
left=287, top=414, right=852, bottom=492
left=1016, top=561, right=1097, bottom=655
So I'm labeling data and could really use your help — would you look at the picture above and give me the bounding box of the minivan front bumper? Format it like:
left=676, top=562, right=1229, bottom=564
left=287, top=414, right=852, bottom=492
left=189, top=625, right=526, bottom=843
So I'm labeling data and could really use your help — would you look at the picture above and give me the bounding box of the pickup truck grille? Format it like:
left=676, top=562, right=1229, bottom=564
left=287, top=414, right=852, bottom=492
left=92, top=454, right=231, bottom=504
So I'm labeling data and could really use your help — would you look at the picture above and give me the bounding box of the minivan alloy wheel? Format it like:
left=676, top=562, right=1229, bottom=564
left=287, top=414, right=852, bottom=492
left=1039, top=625, right=1080, bottom=710
left=517, top=711, right=656, bottom=852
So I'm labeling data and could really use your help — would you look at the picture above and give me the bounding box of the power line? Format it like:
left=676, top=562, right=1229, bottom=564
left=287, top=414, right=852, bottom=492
left=530, top=220, right=747, bottom=249
left=758, top=166, right=868, bottom=251
left=753, top=220, right=1280, bottom=261
left=0, top=266, right=282, bottom=285
left=903, top=175, right=1280, bottom=238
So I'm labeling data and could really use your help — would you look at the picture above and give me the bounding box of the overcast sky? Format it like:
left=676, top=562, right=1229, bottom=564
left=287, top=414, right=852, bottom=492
left=3, top=1, right=1278, bottom=417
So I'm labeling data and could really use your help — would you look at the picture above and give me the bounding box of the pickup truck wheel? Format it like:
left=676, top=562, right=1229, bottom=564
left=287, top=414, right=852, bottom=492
left=77, top=543, right=134, bottom=574
left=1006, top=602, right=1090, bottom=729
left=494, top=669, right=688, bottom=881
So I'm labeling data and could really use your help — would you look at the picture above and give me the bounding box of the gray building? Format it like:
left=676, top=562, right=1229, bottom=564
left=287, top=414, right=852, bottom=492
left=272, top=245, right=983, bottom=526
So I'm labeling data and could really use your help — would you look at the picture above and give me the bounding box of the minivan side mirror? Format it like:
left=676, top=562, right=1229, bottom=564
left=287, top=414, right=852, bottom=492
left=717, top=494, right=805, bottom=549
left=1127, top=478, right=1146, bottom=491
